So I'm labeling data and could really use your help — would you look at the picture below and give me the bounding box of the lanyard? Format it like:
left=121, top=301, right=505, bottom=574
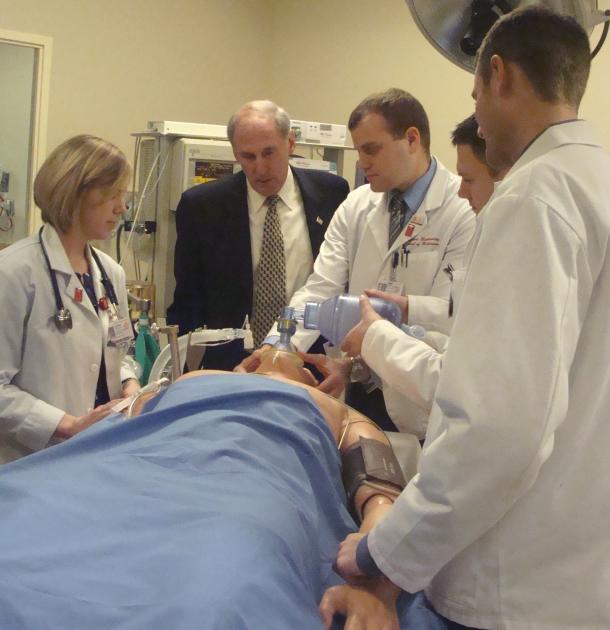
left=89, top=247, right=119, bottom=309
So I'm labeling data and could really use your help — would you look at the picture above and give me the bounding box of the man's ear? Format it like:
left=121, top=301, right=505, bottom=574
left=405, top=126, right=421, bottom=151
left=489, top=54, right=511, bottom=97
left=288, top=130, right=296, bottom=155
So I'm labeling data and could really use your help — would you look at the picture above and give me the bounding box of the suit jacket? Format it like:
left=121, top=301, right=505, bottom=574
left=166, top=167, right=349, bottom=368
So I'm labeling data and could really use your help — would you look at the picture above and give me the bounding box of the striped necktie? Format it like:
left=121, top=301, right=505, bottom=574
left=388, top=189, right=409, bottom=247
left=251, top=195, right=286, bottom=347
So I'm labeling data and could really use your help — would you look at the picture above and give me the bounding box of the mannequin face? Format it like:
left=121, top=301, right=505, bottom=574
left=255, top=348, right=318, bottom=387
left=137, top=357, right=343, bottom=442
left=130, top=350, right=319, bottom=420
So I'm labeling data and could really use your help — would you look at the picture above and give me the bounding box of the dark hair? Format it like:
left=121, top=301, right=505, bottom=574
left=451, top=114, right=500, bottom=176
left=451, top=114, right=487, bottom=161
left=476, top=6, right=590, bottom=107
left=348, top=88, right=430, bottom=154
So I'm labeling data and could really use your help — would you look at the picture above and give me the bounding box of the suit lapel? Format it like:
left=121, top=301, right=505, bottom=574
left=292, top=167, right=327, bottom=254
left=367, top=192, right=391, bottom=261
left=225, top=172, right=254, bottom=309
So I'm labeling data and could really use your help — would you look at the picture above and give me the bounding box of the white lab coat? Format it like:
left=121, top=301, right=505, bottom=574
left=361, top=321, right=446, bottom=436
left=287, top=159, right=474, bottom=434
left=369, top=121, right=610, bottom=629
left=0, top=224, right=136, bottom=464
left=362, top=265, right=467, bottom=437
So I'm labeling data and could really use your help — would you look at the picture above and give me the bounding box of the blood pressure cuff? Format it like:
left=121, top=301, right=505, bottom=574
left=341, top=437, right=406, bottom=523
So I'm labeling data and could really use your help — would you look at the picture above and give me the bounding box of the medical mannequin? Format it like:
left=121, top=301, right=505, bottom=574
left=132, top=347, right=409, bottom=629
left=0, top=135, right=138, bottom=464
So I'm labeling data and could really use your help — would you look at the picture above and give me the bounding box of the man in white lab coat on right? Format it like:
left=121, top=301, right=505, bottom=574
left=324, top=6, right=610, bottom=629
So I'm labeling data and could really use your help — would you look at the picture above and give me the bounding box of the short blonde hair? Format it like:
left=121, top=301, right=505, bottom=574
left=34, top=135, right=131, bottom=233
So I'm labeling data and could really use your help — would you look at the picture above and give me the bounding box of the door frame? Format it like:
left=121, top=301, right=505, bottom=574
left=0, top=28, right=52, bottom=234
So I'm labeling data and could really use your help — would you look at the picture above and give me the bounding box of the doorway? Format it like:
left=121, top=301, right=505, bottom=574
left=0, top=29, right=51, bottom=247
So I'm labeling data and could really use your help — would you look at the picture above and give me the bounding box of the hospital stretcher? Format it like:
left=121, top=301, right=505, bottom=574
left=0, top=374, right=447, bottom=629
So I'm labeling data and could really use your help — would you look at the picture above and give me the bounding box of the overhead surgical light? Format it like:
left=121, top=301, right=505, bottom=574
left=405, top=0, right=610, bottom=73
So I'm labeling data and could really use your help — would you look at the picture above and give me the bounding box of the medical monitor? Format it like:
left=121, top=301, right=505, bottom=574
left=169, top=139, right=238, bottom=211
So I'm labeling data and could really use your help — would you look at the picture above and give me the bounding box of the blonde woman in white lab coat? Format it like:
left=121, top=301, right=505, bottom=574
left=0, top=135, right=138, bottom=464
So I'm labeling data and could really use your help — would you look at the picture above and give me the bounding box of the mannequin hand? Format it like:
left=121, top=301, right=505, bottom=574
left=234, top=344, right=272, bottom=373
left=299, top=352, right=351, bottom=398
left=319, top=578, right=400, bottom=630
left=341, top=295, right=382, bottom=357
left=365, top=289, right=408, bottom=323
left=121, top=378, right=140, bottom=397
left=54, top=400, right=119, bottom=439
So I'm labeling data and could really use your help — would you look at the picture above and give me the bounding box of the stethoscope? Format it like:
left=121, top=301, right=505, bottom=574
left=39, top=227, right=120, bottom=332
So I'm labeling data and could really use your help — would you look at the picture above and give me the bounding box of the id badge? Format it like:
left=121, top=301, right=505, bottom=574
left=377, top=279, right=404, bottom=295
left=108, top=316, right=134, bottom=347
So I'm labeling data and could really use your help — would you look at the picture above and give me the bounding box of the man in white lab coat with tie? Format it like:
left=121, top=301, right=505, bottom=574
left=241, top=88, right=474, bottom=434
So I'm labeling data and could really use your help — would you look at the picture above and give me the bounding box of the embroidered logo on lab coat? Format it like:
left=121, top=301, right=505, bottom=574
left=408, top=236, right=440, bottom=247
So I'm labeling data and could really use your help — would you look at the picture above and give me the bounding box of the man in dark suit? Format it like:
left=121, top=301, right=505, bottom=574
left=166, top=100, right=350, bottom=370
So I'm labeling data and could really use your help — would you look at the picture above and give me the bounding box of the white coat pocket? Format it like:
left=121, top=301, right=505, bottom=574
left=104, top=344, right=126, bottom=399
left=399, top=250, right=440, bottom=295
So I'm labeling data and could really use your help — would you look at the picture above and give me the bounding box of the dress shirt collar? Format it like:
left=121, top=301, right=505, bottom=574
left=247, top=167, right=297, bottom=214
left=398, top=156, right=437, bottom=212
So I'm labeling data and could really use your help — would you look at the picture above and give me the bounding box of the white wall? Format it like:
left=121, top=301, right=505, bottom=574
left=3, top=0, right=609, bottom=179
left=1, top=0, right=274, bottom=160
left=267, top=0, right=475, bottom=170
left=0, top=43, right=35, bottom=245
left=2, top=0, right=610, bottom=262
left=268, top=0, right=610, bottom=170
